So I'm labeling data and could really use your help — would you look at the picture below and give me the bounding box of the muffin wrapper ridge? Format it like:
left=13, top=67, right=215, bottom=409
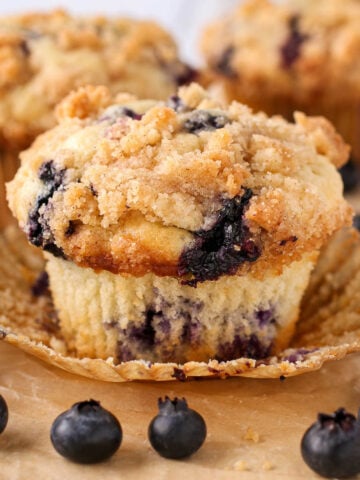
left=1, top=223, right=360, bottom=382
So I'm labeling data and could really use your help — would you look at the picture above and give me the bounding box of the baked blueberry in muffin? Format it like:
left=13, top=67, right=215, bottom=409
left=7, top=83, right=352, bottom=363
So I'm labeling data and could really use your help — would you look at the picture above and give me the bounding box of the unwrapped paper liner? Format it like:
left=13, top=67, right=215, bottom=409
left=1, top=225, right=360, bottom=382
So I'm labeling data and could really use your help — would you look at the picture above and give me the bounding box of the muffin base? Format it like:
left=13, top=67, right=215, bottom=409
left=2, top=225, right=360, bottom=381
left=45, top=253, right=316, bottom=364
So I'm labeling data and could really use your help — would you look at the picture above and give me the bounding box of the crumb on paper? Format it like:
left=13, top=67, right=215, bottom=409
left=233, top=460, right=249, bottom=471
left=262, top=461, right=274, bottom=471
left=244, top=426, right=260, bottom=443
left=49, top=337, right=67, bottom=355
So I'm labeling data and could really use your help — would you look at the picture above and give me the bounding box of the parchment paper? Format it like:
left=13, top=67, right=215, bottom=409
left=1, top=341, right=360, bottom=480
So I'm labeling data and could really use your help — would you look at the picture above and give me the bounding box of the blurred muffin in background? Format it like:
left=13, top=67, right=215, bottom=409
left=200, top=0, right=360, bottom=173
left=0, top=9, right=194, bottom=154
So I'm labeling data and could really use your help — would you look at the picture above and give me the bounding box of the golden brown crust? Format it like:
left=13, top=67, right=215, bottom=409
left=7, top=84, right=352, bottom=279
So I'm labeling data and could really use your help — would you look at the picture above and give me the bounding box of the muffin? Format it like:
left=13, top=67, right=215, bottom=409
left=6, top=83, right=352, bottom=364
left=201, top=0, right=360, bottom=162
left=0, top=9, right=193, bottom=153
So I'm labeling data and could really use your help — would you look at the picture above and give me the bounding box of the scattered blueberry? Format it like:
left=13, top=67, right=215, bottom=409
left=0, top=395, right=8, bottom=434
left=50, top=399, right=122, bottom=464
left=148, top=397, right=206, bottom=459
left=178, top=189, right=260, bottom=285
left=280, top=15, right=308, bottom=68
left=183, top=110, right=229, bottom=134
left=301, top=408, right=360, bottom=478
left=339, top=159, right=360, bottom=193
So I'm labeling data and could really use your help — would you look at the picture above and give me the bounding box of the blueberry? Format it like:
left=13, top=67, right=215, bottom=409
left=216, top=333, right=271, bottom=362
left=31, top=271, right=49, bottom=297
left=339, top=159, right=360, bottom=193
left=19, top=39, right=31, bottom=57
left=121, top=107, right=143, bottom=121
left=280, top=15, right=308, bottom=68
left=50, top=399, right=122, bottom=464
left=0, top=395, right=8, bottom=434
left=148, top=397, right=206, bottom=459
left=163, top=62, right=197, bottom=86
left=301, top=408, right=360, bottom=478
left=178, top=189, right=260, bottom=285
left=183, top=110, right=229, bottom=134
left=98, top=105, right=142, bottom=123
left=214, top=46, right=237, bottom=78
left=166, top=95, right=187, bottom=113
left=26, top=160, right=66, bottom=257
left=173, top=64, right=197, bottom=86
left=353, top=214, right=360, bottom=231
left=38, top=160, right=65, bottom=188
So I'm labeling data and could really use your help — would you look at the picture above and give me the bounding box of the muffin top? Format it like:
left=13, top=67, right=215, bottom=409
left=201, top=0, right=360, bottom=103
left=7, top=83, right=352, bottom=283
left=0, top=9, right=192, bottom=150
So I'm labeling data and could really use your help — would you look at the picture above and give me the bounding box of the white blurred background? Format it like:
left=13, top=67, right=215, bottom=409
left=0, top=0, right=240, bottom=65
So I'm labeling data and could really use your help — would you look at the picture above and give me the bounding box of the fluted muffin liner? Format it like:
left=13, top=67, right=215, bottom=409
left=1, top=224, right=360, bottom=382
left=45, top=252, right=315, bottom=364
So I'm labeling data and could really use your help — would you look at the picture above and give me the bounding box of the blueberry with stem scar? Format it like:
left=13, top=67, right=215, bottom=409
left=148, top=396, right=206, bottom=459
left=50, top=399, right=122, bottom=464
left=301, top=408, right=360, bottom=478
left=0, top=395, right=8, bottom=434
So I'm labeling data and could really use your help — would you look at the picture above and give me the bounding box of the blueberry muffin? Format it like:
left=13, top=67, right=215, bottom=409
left=201, top=0, right=360, bottom=162
left=6, top=83, right=352, bottom=363
left=0, top=9, right=193, bottom=152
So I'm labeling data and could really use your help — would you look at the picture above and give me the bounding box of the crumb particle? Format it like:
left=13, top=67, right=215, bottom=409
left=233, top=460, right=249, bottom=471
left=262, top=461, right=274, bottom=471
left=244, top=426, right=260, bottom=443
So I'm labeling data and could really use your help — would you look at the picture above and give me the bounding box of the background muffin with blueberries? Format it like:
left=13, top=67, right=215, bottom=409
left=0, top=7, right=194, bottom=188
left=201, top=0, right=360, bottom=176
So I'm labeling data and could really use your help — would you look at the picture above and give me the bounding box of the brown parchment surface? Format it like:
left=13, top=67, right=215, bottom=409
left=1, top=341, right=360, bottom=480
